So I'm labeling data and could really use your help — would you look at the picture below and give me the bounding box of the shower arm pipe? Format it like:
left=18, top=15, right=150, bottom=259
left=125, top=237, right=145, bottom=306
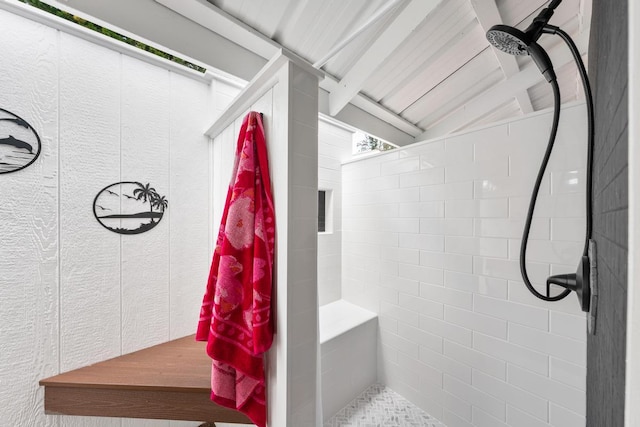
left=524, top=0, right=562, bottom=45
left=312, top=0, right=406, bottom=69
left=549, top=0, right=563, bottom=10
left=519, top=77, right=572, bottom=301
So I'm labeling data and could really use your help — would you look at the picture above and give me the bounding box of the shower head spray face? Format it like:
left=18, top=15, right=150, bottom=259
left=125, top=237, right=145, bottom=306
left=486, top=24, right=557, bottom=82
left=486, top=24, right=530, bottom=56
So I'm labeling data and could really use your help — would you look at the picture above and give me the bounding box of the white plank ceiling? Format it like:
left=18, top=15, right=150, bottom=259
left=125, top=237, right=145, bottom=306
left=55, top=0, right=592, bottom=145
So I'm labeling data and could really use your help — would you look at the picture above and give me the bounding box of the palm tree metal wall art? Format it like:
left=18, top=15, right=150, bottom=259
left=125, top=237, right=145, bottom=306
left=93, top=181, right=168, bottom=234
left=0, top=108, right=41, bottom=174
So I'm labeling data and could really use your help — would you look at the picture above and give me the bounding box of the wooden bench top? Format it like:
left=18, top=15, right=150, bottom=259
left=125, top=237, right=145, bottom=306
left=40, top=335, right=252, bottom=424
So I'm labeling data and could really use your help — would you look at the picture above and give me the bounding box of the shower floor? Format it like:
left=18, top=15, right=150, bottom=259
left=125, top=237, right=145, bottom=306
left=324, top=384, right=446, bottom=427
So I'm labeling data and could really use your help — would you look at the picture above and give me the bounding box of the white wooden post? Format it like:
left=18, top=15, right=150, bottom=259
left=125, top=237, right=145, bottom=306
left=206, top=49, right=324, bottom=427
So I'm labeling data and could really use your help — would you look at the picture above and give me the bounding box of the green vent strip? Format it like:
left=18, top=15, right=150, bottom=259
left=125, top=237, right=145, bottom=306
left=19, top=0, right=207, bottom=73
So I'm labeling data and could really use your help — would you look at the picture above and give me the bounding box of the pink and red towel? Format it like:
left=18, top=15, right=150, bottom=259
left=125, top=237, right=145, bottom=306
left=197, top=111, right=275, bottom=427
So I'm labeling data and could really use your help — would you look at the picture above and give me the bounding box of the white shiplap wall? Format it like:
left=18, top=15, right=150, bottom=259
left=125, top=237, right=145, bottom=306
left=0, top=9, right=240, bottom=427
left=0, top=10, right=59, bottom=427
left=342, top=104, right=588, bottom=427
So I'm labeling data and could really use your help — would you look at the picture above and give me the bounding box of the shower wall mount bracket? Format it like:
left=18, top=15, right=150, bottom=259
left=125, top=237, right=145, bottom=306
left=588, top=239, right=598, bottom=334
left=546, top=239, right=596, bottom=314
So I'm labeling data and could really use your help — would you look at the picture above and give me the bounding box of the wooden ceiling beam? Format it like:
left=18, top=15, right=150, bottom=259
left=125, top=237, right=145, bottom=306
left=328, top=0, right=441, bottom=116
left=155, top=0, right=422, bottom=139
left=258, top=0, right=297, bottom=39
left=470, top=0, right=534, bottom=114
left=155, top=0, right=279, bottom=59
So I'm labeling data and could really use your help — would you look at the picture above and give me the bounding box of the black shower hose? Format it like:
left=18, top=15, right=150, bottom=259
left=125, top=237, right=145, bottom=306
left=519, top=26, right=594, bottom=301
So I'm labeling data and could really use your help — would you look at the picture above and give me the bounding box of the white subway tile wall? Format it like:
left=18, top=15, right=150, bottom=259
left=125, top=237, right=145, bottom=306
left=318, top=120, right=353, bottom=305
left=341, top=105, right=587, bottom=427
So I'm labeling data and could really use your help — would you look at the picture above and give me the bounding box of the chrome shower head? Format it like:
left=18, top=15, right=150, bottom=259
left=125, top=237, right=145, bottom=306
left=486, top=24, right=529, bottom=56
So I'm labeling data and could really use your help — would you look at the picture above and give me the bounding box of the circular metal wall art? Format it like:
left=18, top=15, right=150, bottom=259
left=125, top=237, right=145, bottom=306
left=93, top=181, right=168, bottom=235
left=0, top=108, right=41, bottom=174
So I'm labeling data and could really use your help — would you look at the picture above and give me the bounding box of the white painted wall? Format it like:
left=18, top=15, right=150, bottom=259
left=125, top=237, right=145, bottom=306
left=318, top=118, right=353, bottom=306
left=0, top=8, right=242, bottom=427
left=342, top=104, right=589, bottom=427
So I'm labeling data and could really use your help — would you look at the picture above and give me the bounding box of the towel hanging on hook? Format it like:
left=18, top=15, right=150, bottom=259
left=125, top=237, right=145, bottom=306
left=196, top=111, right=275, bottom=427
